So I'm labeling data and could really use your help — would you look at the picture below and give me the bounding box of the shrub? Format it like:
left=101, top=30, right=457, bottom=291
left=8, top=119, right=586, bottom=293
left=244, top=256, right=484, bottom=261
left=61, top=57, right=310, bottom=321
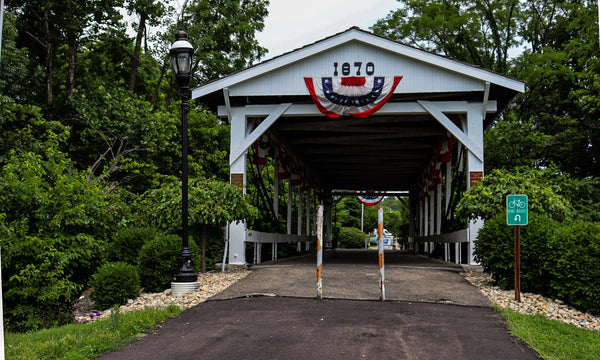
left=338, top=227, right=366, bottom=248
left=138, top=234, right=201, bottom=292
left=0, top=230, right=105, bottom=332
left=107, top=227, right=159, bottom=265
left=476, top=213, right=600, bottom=314
left=550, top=222, right=600, bottom=314
left=475, top=212, right=558, bottom=291
left=90, top=262, right=140, bottom=311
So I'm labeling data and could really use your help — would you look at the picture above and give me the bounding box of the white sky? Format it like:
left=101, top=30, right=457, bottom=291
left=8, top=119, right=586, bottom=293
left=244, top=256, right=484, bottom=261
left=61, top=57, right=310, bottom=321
left=256, top=0, right=400, bottom=59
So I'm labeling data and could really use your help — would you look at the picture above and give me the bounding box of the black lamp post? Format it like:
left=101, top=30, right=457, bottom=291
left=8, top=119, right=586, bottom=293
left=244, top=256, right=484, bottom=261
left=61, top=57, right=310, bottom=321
left=170, top=30, right=197, bottom=283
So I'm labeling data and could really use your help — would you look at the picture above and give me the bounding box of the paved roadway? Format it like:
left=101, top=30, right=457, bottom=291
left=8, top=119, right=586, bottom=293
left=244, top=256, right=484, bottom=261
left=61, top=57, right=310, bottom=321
left=96, top=250, right=541, bottom=359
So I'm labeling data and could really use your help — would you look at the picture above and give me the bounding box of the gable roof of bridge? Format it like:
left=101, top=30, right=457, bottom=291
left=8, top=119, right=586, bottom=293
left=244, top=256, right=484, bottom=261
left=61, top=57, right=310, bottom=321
left=192, top=26, right=524, bottom=117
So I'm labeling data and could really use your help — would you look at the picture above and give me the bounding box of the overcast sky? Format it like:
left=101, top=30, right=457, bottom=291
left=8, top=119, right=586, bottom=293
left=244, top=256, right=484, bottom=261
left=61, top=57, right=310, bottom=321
left=255, top=0, right=400, bottom=59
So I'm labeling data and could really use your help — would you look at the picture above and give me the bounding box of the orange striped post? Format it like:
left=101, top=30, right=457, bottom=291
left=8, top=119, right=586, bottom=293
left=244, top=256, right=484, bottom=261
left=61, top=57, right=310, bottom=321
left=316, top=205, right=324, bottom=299
left=378, top=206, right=385, bottom=301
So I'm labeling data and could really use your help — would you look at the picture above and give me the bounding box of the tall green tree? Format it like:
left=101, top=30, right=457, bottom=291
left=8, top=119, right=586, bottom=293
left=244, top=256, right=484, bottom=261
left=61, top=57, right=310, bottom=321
left=372, top=0, right=521, bottom=73
left=510, top=1, right=600, bottom=177
left=126, top=0, right=170, bottom=93
left=5, top=0, right=123, bottom=120
left=182, top=0, right=269, bottom=83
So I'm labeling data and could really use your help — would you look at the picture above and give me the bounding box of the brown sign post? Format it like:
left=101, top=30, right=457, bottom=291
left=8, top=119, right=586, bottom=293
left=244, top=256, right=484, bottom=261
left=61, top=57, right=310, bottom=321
left=507, top=195, right=528, bottom=302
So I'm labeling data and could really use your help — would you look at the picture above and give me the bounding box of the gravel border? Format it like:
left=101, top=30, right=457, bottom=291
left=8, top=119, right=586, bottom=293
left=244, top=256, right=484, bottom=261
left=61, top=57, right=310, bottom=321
left=462, top=271, right=600, bottom=331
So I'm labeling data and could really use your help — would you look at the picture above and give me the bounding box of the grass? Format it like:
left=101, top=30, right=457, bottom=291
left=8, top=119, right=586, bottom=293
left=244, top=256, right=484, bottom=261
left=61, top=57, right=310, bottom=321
left=498, top=306, right=600, bottom=360
left=4, top=306, right=183, bottom=360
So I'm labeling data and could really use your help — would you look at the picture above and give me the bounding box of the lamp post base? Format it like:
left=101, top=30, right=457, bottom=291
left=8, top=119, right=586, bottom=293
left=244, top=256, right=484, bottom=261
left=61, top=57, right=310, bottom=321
left=171, top=281, right=200, bottom=295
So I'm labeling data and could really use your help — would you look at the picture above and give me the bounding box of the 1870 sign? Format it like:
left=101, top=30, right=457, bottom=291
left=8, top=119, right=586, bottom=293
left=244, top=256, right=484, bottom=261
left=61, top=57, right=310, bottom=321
left=333, top=62, right=375, bottom=76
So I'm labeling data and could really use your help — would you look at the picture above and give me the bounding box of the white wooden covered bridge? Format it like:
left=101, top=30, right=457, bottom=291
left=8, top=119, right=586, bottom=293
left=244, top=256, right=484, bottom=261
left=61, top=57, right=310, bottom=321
left=191, top=27, right=524, bottom=268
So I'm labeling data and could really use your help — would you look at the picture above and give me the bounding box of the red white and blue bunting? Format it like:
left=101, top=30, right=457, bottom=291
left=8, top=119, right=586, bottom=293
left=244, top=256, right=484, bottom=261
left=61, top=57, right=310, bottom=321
left=356, top=191, right=386, bottom=206
left=419, top=135, right=455, bottom=197
left=304, top=76, right=403, bottom=118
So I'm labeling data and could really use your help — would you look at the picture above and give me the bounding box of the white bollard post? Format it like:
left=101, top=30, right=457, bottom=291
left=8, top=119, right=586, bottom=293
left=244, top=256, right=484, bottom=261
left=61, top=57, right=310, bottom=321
left=378, top=206, right=385, bottom=301
left=316, top=205, right=324, bottom=299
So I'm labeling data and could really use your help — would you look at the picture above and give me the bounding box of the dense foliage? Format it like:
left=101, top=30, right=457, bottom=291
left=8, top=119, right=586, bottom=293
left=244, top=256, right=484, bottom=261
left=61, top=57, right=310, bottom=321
left=1, top=0, right=268, bottom=332
left=456, top=166, right=600, bottom=313
left=476, top=214, right=600, bottom=314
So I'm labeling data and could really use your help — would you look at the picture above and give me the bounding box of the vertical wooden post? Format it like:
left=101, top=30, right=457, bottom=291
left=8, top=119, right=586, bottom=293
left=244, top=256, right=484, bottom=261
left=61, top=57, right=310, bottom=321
left=378, top=206, right=385, bottom=301
left=316, top=205, right=324, bottom=299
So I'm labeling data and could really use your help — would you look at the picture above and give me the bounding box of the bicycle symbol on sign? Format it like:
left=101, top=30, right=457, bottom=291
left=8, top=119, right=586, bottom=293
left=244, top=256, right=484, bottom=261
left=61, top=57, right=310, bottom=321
left=508, top=198, right=527, bottom=209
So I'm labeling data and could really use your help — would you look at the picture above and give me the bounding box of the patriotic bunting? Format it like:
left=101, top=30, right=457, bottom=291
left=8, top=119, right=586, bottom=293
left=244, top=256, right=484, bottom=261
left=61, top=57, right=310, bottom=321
left=304, top=76, right=402, bottom=118
left=419, top=135, right=456, bottom=198
left=356, top=191, right=386, bottom=206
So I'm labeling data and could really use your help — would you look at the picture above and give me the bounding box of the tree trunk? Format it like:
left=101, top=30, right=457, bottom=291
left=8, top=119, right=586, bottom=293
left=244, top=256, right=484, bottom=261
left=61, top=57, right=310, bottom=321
left=43, top=11, right=53, bottom=121
left=128, top=13, right=147, bottom=92
left=202, top=224, right=207, bottom=273
left=151, top=59, right=168, bottom=105
left=67, top=43, right=76, bottom=97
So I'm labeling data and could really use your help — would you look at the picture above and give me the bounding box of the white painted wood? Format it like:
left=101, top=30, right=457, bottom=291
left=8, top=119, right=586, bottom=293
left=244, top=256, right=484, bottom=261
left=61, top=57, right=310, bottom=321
left=229, top=103, right=291, bottom=165
left=417, top=100, right=484, bottom=161
left=228, top=42, right=486, bottom=96
left=436, top=184, right=442, bottom=236
left=228, top=110, right=248, bottom=266
left=218, top=101, right=497, bottom=118
left=466, top=108, right=485, bottom=265
left=247, top=230, right=315, bottom=244
left=192, top=28, right=525, bottom=100
left=429, top=191, right=435, bottom=253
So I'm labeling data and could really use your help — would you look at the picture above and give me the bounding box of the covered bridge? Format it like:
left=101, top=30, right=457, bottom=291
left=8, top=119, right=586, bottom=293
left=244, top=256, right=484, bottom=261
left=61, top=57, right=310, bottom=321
left=191, top=27, right=524, bottom=267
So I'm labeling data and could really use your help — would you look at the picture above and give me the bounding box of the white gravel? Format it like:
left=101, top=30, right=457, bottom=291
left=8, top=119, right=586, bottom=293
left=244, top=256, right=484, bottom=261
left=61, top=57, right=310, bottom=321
left=462, top=271, right=600, bottom=332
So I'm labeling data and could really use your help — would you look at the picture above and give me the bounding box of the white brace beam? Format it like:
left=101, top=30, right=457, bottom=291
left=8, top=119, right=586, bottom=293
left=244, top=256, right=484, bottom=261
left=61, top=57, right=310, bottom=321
left=229, top=103, right=292, bottom=165
left=417, top=100, right=484, bottom=161
left=218, top=101, right=497, bottom=118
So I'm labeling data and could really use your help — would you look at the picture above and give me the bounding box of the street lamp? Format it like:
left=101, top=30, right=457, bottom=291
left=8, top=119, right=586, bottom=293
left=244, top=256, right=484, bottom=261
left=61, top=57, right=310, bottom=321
left=170, top=30, right=197, bottom=286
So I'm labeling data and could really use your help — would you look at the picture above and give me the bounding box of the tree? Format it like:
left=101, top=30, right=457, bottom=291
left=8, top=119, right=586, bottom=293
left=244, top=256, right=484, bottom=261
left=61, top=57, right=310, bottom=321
left=182, top=0, right=269, bottom=83
left=5, top=0, right=123, bottom=120
left=0, top=12, right=32, bottom=101
left=126, top=0, right=169, bottom=93
left=135, top=177, right=258, bottom=272
left=509, top=1, right=600, bottom=177
left=371, top=0, right=521, bottom=73
left=455, top=166, right=573, bottom=222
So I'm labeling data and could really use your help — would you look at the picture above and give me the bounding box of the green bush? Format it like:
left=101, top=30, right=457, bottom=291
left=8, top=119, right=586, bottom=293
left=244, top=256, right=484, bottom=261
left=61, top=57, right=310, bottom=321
left=475, top=213, right=557, bottom=291
left=338, top=227, right=366, bottom=248
left=550, top=222, right=600, bottom=314
left=137, top=234, right=201, bottom=292
left=90, top=262, right=140, bottom=311
left=476, top=213, right=600, bottom=314
left=107, top=227, right=159, bottom=265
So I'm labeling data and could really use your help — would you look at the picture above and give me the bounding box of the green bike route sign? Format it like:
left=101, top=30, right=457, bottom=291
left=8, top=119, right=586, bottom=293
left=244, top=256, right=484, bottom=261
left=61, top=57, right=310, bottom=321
left=506, top=194, right=528, bottom=226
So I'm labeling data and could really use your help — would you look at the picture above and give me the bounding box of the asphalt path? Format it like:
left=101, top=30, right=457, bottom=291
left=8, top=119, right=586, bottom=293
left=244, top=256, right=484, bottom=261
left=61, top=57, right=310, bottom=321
left=96, top=250, right=541, bottom=359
